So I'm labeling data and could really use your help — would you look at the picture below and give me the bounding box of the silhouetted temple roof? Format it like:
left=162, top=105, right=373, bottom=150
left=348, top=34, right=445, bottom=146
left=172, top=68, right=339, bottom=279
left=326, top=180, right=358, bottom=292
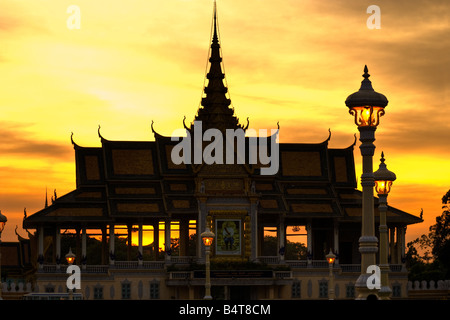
left=23, top=3, right=422, bottom=230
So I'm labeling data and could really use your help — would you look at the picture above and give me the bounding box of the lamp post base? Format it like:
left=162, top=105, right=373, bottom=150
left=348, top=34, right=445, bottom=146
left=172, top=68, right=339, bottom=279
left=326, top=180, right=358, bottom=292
left=378, top=286, right=392, bottom=300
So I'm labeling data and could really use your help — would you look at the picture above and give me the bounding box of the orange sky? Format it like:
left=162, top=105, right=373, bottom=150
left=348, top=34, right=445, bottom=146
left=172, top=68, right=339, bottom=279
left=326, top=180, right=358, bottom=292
left=0, top=0, right=449, bottom=247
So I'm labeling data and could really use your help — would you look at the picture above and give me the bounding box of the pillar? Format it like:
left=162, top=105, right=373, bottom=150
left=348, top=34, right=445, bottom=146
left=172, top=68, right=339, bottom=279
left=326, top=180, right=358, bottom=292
left=389, top=227, right=396, bottom=264
left=396, top=227, right=401, bottom=264
left=153, top=221, right=160, bottom=260
left=138, top=222, right=143, bottom=265
left=398, top=226, right=406, bottom=265
left=333, top=221, right=339, bottom=265
left=38, top=226, right=44, bottom=268
left=180, top=219, right=189, bottom=256
left=101, top=226, right=107, bottom=265
left=306, top=220, right=312, bottom=265
left=109, top=224, right=115, bottom=265
left=55, top=227, right=61, bottom=269
left=75, top=227, right=81, bottom=265
left=165, top=219, right=171, bottom=262
left=279, top=216, right=285, bottom=261
left=127, top=224, right=132, bottom=261
left=250, top=197, right=259, bottom=261
left=81, top=227, right=87, bottom=269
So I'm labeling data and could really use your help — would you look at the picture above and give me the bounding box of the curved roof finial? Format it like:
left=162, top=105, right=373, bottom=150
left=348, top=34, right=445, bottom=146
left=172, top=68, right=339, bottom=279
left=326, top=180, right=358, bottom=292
left=151, top=120, right=156, bottom=133
left=70, top=132, right=81, bottom=149
left=97, top=125, right=103, bottom=140
left=243, top=117, right=250, bottom=131
left=151, top=120, right=163, bottom=138
left=326, top=128, right=332, bottom=142
left=183, top=116, right=190, bottom=130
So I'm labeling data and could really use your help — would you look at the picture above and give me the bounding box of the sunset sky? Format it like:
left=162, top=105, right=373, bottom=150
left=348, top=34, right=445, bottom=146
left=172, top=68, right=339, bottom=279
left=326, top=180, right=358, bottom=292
left=0, top=0, right=449, bottom=246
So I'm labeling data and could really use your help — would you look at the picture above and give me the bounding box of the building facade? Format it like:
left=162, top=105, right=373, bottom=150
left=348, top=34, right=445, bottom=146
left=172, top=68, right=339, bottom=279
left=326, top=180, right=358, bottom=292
left=22, top=5, right=422, bottom=300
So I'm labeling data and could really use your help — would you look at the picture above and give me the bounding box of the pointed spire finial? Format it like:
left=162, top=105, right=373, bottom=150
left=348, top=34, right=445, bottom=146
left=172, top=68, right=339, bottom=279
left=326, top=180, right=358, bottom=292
left=192, top=0, right=244, bottom=132
left=212, top=0, right=218, bottom=43
left=360, top=65, right=373, bottom=90
left=380, top=151, right=385, bottom=163
left=45, top=187, right=48, bottom=208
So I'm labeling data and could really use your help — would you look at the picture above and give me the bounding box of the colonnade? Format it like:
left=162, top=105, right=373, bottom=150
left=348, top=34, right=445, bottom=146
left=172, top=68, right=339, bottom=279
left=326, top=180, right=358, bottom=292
left=36, top=219, right=407, bottom=267
left=36, top=219, right=194, bottom=268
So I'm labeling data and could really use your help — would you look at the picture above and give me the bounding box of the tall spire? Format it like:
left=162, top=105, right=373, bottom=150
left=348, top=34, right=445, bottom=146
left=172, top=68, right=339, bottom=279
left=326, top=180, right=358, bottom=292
left=191, top=1, right=246, bottom=132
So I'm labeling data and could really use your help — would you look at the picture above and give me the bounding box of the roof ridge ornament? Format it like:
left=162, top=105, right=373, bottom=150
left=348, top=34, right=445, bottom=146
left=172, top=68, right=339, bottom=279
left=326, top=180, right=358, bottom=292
left=70, top=132, right=81, bottom=149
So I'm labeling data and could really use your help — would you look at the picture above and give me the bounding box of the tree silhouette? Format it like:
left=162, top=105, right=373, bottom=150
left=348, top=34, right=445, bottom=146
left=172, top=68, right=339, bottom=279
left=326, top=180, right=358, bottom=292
left=406, top=189, right=450, bottom=280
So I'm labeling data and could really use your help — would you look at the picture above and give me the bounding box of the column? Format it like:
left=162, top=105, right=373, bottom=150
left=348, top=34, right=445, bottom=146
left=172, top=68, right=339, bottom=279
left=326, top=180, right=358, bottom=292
left=396, top=227, right=401, bottom=264
left=250, top=197, right=259, bottom=261
left=402, top=226, right=407, bottom=271
left=278, top=216, right=285, bottom=262
left=101, top=226, right=107, bottom=265
left=180, top=219, right=189, bottom=256
left=165, top=219, right=171, bottom=262
left=75, top=227, right=81, bottom=265
left=333, top=221, right=339, bottom=265
left=127, top=224, right=132, bottom=261
left=38, top=226, right=44, bottom=268
left=55, top=227, right=61, bottom=269
left=153, top=221, right=160, bottom=260
left=138, top=222, right=143, bottom=265
left=389, top=227, right=395, bottom=264
left=109, top=224, right=115, bottom=265
left=82, top=227, right=87, bottom=269
left=306, top=220, right=312, bottom=265
left=399, top=226, right=406, bottom=267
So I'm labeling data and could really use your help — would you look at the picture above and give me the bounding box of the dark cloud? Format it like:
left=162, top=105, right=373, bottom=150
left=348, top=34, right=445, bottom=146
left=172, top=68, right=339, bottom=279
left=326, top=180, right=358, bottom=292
left=0, top=121, right=72, bottom=160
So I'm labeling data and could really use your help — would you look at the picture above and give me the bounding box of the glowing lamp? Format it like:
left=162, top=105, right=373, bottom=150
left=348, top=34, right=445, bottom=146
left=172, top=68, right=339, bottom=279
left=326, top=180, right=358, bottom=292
left=373, top=152, right=396, bottom=195
left=0, top=211, right=6, bottom=233
left=201, top=228, right=215, bottom=247
left=345, top=66, right=388, bottom=128
left=326, top=249, right=336, bottom=265
left=65, top=247, right=76, bottom=265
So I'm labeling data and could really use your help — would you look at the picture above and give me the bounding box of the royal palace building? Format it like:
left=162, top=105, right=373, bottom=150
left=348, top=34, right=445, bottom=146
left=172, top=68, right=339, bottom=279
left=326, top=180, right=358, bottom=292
left=22, top=4, right=422, bottom=300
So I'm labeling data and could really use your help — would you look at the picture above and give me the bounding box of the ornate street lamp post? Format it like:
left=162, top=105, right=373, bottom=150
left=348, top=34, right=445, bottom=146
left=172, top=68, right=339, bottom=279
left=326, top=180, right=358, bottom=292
left=201, top=227, right=215, bottom=300
left=345, top=65, right=388, bottom=299
left=373, top=152, right=396, bottom=299
left=0, top=211, right=7, bottom=300
left=65, top=247, right=76, bottom=300
left=326, top=249, right=336, bottom=300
